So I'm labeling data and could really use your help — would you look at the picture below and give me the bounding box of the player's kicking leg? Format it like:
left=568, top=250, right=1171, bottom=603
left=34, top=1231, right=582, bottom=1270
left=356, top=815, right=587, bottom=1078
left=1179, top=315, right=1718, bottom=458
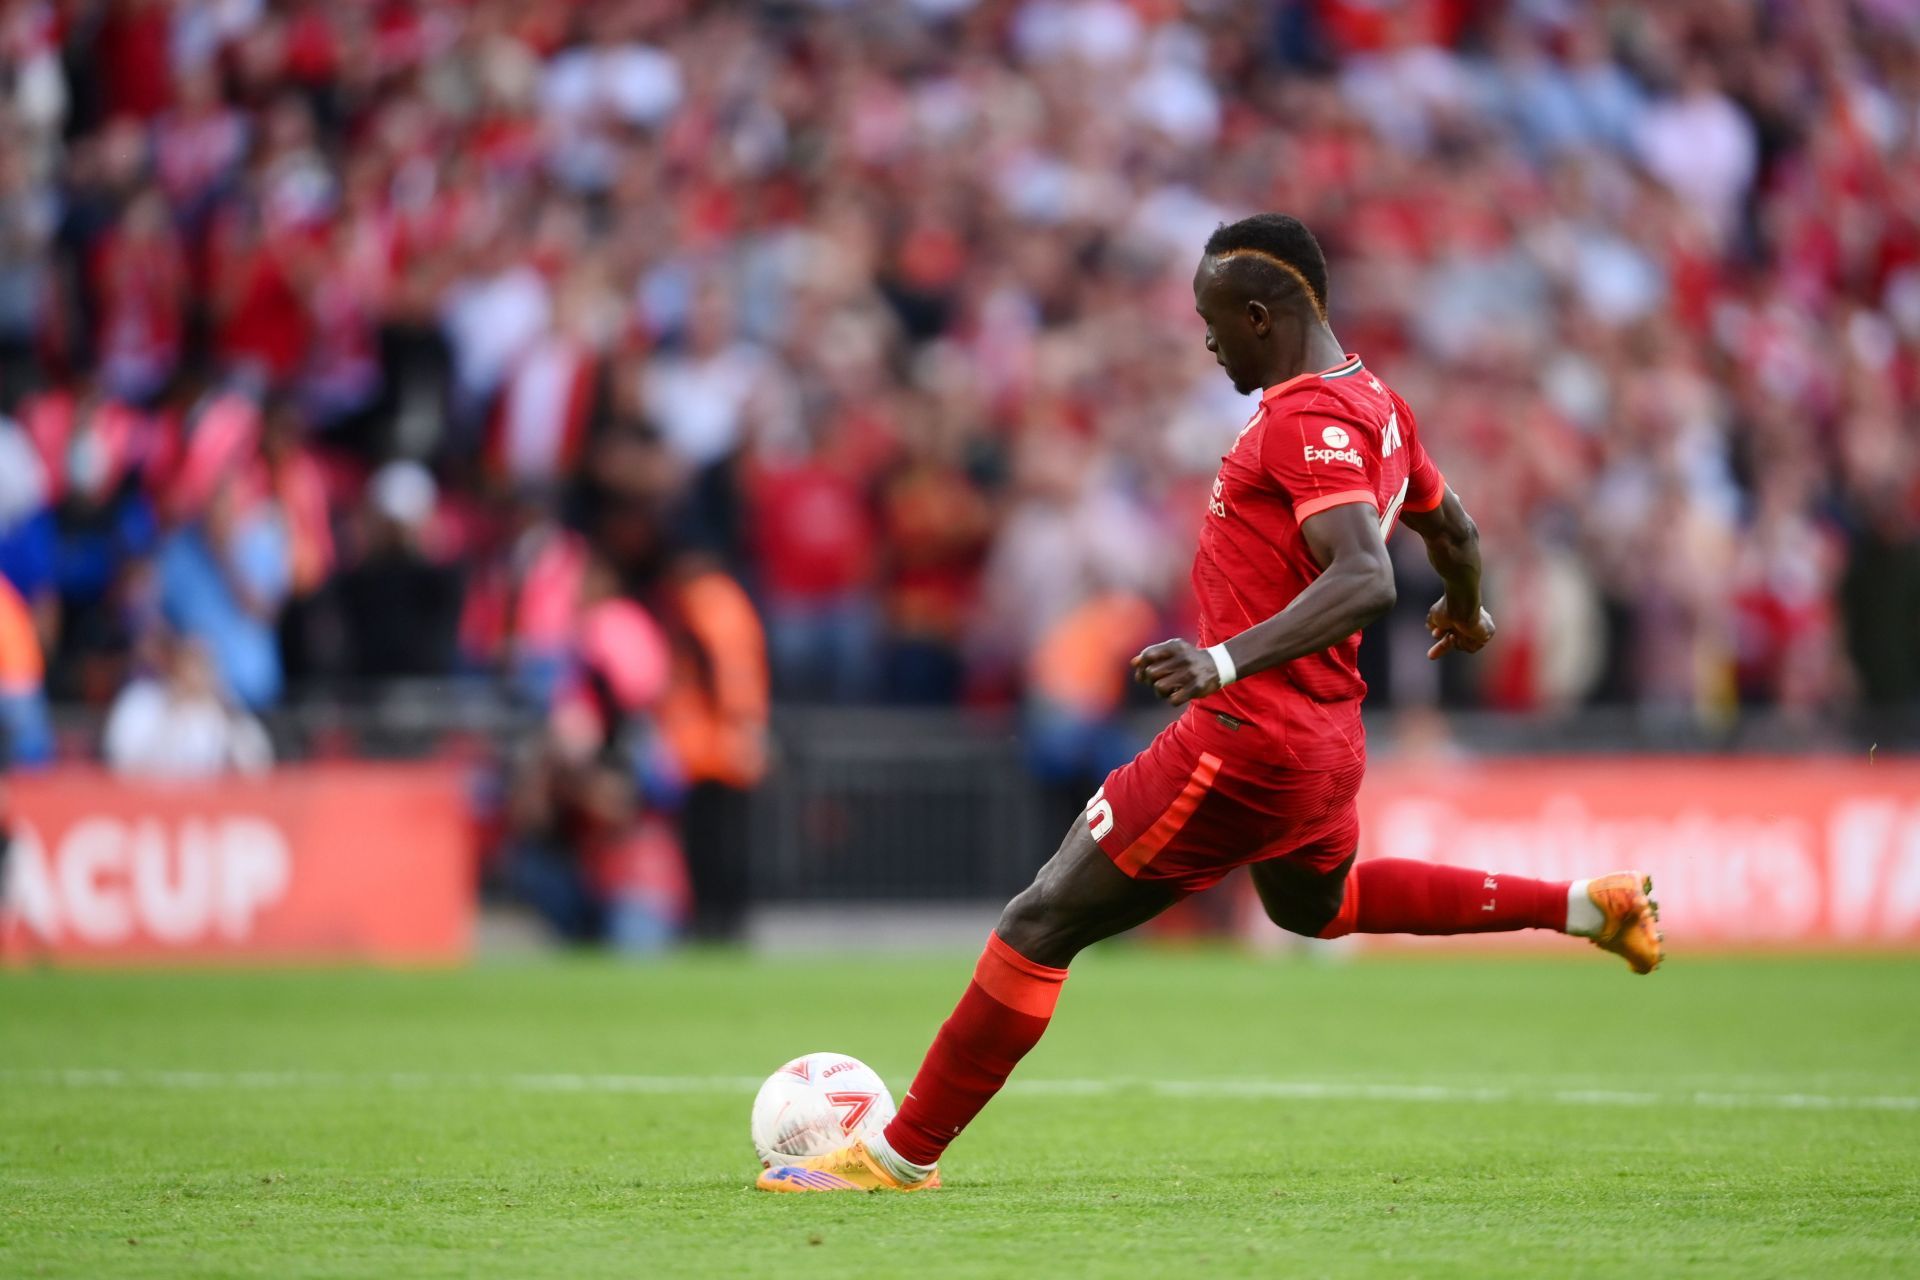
left=1251, top=854, right=1663, bottom=974
left=755, top=817, right=1179, bottom=1193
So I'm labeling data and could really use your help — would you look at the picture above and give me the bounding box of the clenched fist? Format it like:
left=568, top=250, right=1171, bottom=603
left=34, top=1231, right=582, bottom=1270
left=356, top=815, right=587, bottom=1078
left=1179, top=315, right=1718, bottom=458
left=1130, top=638, right=1225, bottom=706
left=1426, top=597, right=1496, bottom=659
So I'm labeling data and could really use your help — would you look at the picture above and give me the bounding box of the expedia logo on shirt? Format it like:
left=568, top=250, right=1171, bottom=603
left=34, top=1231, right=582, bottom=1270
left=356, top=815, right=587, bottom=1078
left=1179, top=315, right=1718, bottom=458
left=1304, top=444, right=1363, bottom=466
left=1304, top=425, right=1362, bottom=467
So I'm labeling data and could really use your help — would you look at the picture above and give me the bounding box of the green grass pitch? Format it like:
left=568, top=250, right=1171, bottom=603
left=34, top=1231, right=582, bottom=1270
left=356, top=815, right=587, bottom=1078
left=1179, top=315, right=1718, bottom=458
left=3, top=948, right=1918, bottom=1278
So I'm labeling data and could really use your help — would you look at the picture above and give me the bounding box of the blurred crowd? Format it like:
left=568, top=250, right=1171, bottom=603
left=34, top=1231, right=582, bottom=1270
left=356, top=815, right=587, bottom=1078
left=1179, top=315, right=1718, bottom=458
left=2, top=0, right=1919, bottom=777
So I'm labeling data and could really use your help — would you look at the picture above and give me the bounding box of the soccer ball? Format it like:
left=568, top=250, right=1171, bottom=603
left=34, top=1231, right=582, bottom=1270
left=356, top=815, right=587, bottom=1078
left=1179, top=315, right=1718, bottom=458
left=750, top=1052, right=897, bottom=1168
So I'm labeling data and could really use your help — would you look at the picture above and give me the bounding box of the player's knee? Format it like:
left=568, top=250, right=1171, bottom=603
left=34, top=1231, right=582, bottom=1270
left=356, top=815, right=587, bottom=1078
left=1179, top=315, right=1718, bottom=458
left=994, top=884, right=1090, bottom=969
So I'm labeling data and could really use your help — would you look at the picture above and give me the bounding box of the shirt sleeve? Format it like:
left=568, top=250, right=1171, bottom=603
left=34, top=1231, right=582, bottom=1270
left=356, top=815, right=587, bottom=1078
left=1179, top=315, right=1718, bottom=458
left=1401, top=405, right=1447, bottom=514
left=1258, top=406, right=1379, bottom=524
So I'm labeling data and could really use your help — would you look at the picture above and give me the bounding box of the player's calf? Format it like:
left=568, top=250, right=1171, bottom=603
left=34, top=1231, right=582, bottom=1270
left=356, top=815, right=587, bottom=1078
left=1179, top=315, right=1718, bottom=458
left=1249, top=852, right=1351, bottom=936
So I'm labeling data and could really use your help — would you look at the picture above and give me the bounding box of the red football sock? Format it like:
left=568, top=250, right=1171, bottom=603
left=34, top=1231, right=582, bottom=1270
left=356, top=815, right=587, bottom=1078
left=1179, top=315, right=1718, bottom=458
left=1317, top=858, right=1569, bottom=938
left=882, top=932, right=1068, bottom=1167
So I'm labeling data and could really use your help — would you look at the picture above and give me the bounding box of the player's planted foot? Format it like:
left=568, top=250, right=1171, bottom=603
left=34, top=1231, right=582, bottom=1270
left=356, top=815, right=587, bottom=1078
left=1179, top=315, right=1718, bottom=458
left=1571, top=872, right=1663, bottom=974
left=755, top=1138, right=940, bottom=1194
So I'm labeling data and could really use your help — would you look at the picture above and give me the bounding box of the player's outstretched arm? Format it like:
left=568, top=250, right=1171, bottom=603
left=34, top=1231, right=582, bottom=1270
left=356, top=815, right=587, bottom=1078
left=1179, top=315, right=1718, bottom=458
left=1398, top=487, right=1495, bottom=659
left=1132, top=502, right=1395, bottom=704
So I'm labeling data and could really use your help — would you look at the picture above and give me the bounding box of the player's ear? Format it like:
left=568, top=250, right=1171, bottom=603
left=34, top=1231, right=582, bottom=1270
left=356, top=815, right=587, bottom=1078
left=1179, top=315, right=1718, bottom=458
left=1245, top=299, right=1271, bottom=335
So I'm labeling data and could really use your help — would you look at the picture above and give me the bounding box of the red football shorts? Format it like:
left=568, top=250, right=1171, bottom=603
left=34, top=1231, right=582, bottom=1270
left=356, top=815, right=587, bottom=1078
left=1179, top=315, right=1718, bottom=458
left=1085, top=708, right=1364, bottom=894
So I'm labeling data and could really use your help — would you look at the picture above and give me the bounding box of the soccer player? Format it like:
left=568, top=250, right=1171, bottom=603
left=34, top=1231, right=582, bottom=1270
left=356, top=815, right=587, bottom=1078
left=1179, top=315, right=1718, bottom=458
left=757, top=214, right=1662, bottom=1195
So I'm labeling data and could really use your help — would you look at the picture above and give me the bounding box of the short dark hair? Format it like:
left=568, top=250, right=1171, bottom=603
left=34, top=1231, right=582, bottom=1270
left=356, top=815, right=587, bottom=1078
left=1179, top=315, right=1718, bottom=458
left=1203, top=214, right=1329, bottom=319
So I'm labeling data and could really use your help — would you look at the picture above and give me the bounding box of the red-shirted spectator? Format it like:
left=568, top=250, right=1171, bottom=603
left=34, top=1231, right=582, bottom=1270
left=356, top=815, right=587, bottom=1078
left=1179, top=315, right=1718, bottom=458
left=748, top=443, right=878, bottom=701
left=209, top=209, right=313, bottom=391
left=94, top=0, right=174, bottom=120
left=91, top=189, right=186, bottom=403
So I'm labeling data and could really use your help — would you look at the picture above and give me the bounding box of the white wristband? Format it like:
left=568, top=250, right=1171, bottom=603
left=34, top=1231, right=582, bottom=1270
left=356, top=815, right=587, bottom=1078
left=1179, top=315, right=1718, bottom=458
left=1205, top=642, right=1238, bottom=688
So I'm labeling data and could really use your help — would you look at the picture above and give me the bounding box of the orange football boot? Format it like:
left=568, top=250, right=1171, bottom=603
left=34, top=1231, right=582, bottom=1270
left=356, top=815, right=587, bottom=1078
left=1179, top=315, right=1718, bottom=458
left=756, top=1139, right=941, bottom=1193
left=1585, top=872, right=1663, bottom=974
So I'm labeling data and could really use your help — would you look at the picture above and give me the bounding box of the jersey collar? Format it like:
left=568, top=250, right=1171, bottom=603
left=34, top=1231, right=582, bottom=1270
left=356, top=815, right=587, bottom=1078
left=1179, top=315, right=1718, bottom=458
left=1261, top=354, right=1364, bottom=403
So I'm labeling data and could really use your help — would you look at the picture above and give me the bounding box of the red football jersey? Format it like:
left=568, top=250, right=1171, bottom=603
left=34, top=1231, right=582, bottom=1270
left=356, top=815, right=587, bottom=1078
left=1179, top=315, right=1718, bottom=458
left=1192, top=354, right=1444, bottom=766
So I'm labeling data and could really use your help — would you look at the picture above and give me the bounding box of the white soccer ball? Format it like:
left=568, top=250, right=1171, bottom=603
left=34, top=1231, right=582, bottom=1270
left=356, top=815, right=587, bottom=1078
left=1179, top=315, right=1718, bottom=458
left=750, top=1052, right=897, bottom=1168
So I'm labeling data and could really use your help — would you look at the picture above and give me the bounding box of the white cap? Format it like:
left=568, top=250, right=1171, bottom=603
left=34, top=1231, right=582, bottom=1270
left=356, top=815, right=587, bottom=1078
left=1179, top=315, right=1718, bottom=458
left=369, top=460, right=437, bottom=528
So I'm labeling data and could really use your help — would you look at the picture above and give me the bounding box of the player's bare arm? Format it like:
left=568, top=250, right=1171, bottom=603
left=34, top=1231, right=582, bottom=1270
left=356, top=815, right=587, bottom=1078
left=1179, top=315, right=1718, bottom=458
left=1131, top=501, right=1395, bottom=705
left=1399, top=486, right=1495, bottom=660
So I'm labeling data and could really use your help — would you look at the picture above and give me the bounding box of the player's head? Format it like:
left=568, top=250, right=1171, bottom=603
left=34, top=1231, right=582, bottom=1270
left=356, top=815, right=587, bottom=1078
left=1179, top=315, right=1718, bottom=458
left=1193, top=214, right=1330, bottom=395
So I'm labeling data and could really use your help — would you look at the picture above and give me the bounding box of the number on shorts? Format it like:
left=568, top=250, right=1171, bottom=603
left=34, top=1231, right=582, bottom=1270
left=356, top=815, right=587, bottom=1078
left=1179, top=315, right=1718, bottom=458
left=1085, top=788, right=1115, bottom=842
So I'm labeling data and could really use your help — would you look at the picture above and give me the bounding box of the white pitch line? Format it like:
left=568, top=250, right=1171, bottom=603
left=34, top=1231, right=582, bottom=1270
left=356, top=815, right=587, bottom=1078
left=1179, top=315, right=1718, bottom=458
left=3, top=1069, right=1917, bottom=1113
